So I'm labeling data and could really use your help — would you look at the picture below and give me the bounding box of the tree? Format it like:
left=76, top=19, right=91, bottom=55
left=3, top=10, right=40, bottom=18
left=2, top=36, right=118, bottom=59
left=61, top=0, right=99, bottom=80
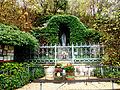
left=66, top=0, right=97, bottom=28
left=0, top=0, right=69, bottom=31
left=0, top=0, right=31, bottom=31
left=95, top=0, right=120, bottom=65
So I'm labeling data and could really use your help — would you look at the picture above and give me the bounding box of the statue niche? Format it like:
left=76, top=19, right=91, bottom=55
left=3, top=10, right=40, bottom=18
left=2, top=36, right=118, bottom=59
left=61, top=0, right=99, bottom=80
left=59, top=24, right=70, bottom=46
left=58, top=24, right=70, bottom=60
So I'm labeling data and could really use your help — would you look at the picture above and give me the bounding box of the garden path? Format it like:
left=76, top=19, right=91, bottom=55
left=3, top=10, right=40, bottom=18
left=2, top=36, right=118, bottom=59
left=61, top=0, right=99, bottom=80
left=16, top=77, right=120, bottom=90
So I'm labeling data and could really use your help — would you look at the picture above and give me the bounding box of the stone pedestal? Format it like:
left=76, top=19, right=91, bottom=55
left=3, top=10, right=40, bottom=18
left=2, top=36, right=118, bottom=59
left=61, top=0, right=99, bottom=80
left=45, top=66, right=55, bottom=80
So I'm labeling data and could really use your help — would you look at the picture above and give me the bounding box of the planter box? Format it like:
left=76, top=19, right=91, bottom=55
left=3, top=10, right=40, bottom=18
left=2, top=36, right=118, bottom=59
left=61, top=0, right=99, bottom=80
left=66, top=78, right=75, bottom=80
left=66, top=76, right=75, bottom=80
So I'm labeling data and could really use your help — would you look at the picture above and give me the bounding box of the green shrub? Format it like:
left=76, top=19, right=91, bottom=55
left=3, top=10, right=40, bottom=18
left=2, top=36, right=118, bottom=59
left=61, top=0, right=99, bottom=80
left=0, top=23, right=39, bottom=50
left=0, top=23, right=39, bottom=62
left=46, top=15, right=87, bottom=44
left=30, top=64, right=45, bottom=80
left=93, top=66, right=120, bottom=84
left=31, top=15, right=100, bottom=45
left=0, top=62, right=45, bottom=89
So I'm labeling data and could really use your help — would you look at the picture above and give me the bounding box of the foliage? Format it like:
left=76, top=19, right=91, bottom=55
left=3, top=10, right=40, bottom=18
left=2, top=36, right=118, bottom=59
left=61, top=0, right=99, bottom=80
left=56, top=63, right=62, bottom=68
left=55, top=68, right=62, bottom=72
left=53, top=0, right=68, bottom=14
left=33, top=15, right=54, bottom=27
left=0, top=0, right=32, bottom=31
left=66, top=0, right=96, bottom=28
left=30, top=27, right=47, bottom=44
left=94, top=3, right=120, bottom=65
left=84, top=29, right=100, bottom=42
left=29, top=64, right=45, bottom=80
left=45, top=15, right=87, bottom=44
left=94, top=66, right=120, bottom=83
left=55, top=63, right=63, bottom=68
left=26, top=0, right=68, bottom=15
left=31, top=15, right=100, bottom=45
left=68, top=0, right=88, bottom=16
left=0, top=0, right=69, bottom=31
left=0, top=62, right=45, bottom=89
left=0, top=23, right=39, bottom=50
left=66, top=76, right=74, bottom=79
left=45, top=15, right=101, bottom=44
left=64, top=64, right=75, bottom=73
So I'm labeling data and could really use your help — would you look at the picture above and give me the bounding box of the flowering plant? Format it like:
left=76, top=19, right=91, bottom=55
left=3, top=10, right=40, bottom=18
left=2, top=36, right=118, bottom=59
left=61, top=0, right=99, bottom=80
left=55, top=63, right=62, bottom=68
left=64, top=64, right=75, bottom=73
left=55, top=68, right=62, bottom=72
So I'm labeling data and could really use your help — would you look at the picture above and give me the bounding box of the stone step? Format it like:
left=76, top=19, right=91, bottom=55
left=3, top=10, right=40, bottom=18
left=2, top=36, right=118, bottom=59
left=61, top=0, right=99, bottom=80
left=57, top=60, right=72, bottom=64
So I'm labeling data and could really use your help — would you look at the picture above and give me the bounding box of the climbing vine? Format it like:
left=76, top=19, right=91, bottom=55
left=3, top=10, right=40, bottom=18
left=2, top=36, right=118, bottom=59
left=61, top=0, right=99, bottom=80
left=31, top=15, right=100, bottom=45
left=95, top=9, right=120, bottom=65
left=45, top=15, right=87, bottom=44
left=44, top=15, right=100, bottom=44
left=0, top=23, right=39, bottom=50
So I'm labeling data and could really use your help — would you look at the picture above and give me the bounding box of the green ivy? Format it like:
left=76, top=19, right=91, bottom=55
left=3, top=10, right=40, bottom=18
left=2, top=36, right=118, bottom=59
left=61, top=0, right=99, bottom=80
left=93, top=66, right=120, bottom=84
left=94, top=10, right=120, bottom=65
left=31, top=15, right=100, bottom=45
left=0, top=23, right=39, bottom=50
left=0, top=62, right=45, bottom=89
left=45, top=15, right=87, bottom=44
left=33, top=15, right=54, bottom=27
left=84, top=29, right=100, bottom=42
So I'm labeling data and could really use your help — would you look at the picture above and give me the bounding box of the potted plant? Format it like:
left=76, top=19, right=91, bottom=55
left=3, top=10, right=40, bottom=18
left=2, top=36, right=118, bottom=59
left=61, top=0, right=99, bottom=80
left=54, top=63, right=63, bottom=80
left=64, top=64, right=75, bottom=73
left=55, top=63, right=62, bottom=68
left=64, top=64, right=75, bottom=80
left=66, top=75, right=75, bottom=80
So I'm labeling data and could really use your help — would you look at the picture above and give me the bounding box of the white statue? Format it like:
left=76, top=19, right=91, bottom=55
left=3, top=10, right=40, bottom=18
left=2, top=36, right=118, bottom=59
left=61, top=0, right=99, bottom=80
left=61, top=33, right=66, bottom=46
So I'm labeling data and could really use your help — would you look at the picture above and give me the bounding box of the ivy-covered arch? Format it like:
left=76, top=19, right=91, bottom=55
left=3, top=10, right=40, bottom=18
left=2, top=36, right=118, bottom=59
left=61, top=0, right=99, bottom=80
left=46, top=15, right=87, bottom=44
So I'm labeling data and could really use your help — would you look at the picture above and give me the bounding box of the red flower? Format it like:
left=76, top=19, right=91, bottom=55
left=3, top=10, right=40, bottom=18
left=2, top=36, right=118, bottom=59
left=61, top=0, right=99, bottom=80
left=55, top=68, right=62, bottom=72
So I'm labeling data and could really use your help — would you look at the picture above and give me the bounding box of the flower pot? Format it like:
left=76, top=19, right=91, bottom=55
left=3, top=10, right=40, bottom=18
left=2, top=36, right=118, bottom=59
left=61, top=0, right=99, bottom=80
left=54, top=72, right=63, bottom=80
left=66, top=78, right=75, bottom=80
left=66, top=76, right=75, bottom=80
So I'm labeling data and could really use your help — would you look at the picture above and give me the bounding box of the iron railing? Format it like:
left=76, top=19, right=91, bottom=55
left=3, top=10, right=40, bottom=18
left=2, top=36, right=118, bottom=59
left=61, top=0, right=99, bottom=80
left=29, top=42, right=105, bottom=64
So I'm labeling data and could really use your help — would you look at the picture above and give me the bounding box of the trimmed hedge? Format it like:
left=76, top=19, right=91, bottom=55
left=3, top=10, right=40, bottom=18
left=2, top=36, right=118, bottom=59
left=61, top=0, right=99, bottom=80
left=0, top=23, right=39, bottom=50
left=45, top=15, right=87, bottom=44
left=0, top=62, right=45, bottom=89
left=31, top=15, right=100, bottom=45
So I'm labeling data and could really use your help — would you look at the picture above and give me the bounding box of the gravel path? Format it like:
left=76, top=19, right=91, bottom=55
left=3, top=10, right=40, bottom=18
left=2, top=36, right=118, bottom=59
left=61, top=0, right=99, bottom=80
left=16, top=77, right=120, bottom=90
left=16, top=82, right=120, bottom=90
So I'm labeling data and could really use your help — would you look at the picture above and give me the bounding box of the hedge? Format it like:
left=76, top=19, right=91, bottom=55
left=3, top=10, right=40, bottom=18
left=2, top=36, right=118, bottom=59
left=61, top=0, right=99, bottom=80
left=33, top=15, right=100, bottom=45
left=0, top=62, right=45, bottom=89
left=45, top=15, right=88, bottom=44
left=0, top=23, right=39, bottom=50
left=93, top=66, right=120, bottom=84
